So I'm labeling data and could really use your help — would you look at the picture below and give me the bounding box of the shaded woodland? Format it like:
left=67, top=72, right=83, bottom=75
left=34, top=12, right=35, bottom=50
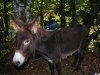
left=0, top=0, right=100, bottom=75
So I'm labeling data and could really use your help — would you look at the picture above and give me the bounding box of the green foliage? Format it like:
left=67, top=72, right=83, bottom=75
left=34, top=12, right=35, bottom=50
left=0, top=0, right=99, bottom=61
left=0, top=38, right=15, bottom=73
left=0, top=0, right=91, bottom=29
left=89, top=38, right=100, bottom=52
left=33, top=0, right=91, bottom=25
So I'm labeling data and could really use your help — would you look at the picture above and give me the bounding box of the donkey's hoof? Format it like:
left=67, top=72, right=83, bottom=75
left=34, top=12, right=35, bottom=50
left=74, top=67, right=80, bottom=72
left=71, top=63, right=76, bottom=67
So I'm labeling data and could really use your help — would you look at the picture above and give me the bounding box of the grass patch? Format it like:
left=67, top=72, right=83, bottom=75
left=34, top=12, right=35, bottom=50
left=62, top=67, right=72, bottom=75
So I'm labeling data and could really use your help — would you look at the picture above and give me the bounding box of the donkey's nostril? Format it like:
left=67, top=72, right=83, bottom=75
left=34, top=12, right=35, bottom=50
left=14, top=61, right=20, bottom=66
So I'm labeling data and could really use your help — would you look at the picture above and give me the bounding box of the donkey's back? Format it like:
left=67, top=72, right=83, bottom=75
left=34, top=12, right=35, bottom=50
left=55, top=24, right=88, bottom=59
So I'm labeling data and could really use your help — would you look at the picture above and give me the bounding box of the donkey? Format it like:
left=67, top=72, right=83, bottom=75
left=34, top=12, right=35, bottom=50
left=11, top=15, right=89, bottom=75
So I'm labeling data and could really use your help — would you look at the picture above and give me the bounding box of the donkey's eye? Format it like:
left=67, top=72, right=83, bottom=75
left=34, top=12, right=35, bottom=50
left=24, top=39, right=30, bottom=45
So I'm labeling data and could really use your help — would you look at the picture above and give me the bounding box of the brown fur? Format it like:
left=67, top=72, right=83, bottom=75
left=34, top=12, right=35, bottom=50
left=11, top=15, right=89, bottom=75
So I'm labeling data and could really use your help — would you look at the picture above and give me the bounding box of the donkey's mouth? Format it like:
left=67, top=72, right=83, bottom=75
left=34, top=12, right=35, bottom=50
left=13, top=52, right=25, bottom=67
left=13, top=60, right=23, bottom=67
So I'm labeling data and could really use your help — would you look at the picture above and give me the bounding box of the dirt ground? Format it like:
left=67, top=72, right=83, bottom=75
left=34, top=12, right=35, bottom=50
left=0, top=52, right=100, bottom=75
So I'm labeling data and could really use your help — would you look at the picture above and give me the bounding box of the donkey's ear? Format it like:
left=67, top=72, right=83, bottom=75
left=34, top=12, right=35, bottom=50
left=29, top=15, right=41, bottom=34
left=10, top=15, right=24, bottom=32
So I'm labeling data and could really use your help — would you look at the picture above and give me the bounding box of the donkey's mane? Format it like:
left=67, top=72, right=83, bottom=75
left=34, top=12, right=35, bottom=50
left=36, top=28, right=50, bottom=40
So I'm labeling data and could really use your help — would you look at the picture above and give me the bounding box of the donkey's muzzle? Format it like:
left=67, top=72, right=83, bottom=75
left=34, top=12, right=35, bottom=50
left=13, top=52, right=25, bottom=67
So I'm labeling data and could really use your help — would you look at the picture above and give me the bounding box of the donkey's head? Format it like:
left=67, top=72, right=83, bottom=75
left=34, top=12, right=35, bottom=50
left=10, top=15, right=40, bottom=67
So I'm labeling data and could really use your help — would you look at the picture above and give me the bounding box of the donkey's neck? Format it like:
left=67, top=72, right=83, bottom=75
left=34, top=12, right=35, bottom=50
left=36, top=28, right=50, bottom=40
left=35, top=28, right=51, bottom=54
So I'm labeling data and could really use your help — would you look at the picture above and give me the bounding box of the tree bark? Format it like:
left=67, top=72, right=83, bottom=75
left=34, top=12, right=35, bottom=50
left=40, top=0, right=43, bottom=28
left=59, top=0, right=66, bottom=28
left=11, top=0, right=32, bottom=24
left=70, top=0, right=78, bottom=25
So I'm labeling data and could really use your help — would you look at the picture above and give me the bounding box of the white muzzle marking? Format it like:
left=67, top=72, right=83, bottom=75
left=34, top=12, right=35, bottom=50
left=13, top=52, right=25, bottom=66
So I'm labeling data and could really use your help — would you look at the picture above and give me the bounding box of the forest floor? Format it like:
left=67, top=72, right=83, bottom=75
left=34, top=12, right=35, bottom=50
left=0, top=51, right=100, bottom=75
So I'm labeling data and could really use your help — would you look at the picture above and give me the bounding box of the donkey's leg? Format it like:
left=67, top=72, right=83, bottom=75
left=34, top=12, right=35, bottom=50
left=55, top=61, right=62, bottom=75
left=72, top=51, right=79, bottom=66
left=48, top=61, right=55, bottom=75
left=75, top=52, right=84, bottom=71
left=75, top=42, right=86, bottom=71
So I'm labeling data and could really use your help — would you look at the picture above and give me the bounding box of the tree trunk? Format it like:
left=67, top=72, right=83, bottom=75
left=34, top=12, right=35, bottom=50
left=11, top=0, right=32, bottom=24
left=3, top=0, right=9, bottom=41
left=40, top=0, right=43, bottom=28
left=70, top=0, right=78, bottom=25
left=59, top=0, right=66, bottom=28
